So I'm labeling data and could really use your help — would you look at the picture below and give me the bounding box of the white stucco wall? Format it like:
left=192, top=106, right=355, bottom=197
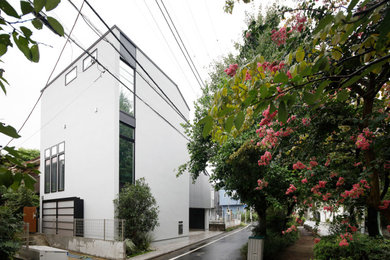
left=134, top=49, right=190, bottom=241
left=190, top=173, right=213, bottom=209
left=40, top=31, right=121, bottom=222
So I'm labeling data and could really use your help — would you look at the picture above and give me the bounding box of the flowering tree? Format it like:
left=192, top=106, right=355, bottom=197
left=203, top=0, right=390, bottom=239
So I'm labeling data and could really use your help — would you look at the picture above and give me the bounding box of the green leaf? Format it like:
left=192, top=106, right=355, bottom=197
left=254, top=101, right=269, bottom=115
left=20, top=26, right=32, bottom=38
left=274, top=72, right=289, bottom=84
left=296, top=47, right=305, bottom=62
left=31, top=44, right=39, bottom=62
left=21, top=1, right=34, bottom=14
left=12, top=32, right=31, bottom=60
left=259, top=84, right=268, bottom=97
left=377, top=9, right=390, bottom=50
left=47, top=16, right=64, bottom=36
left=0, top=44, right=7, bottom=56
left=337, top=89, right=349, bottom=102
left=23, top=173, right=36, bottom=190
left=278, top=101, right=287, bottom=123
left=234, top=111, right=245, bottom=131
left=32, top=18, right=43, bottom=29
left=201, top=116, right=213, bottom=138
left=45, top=0, right=60, bottom=11
left=347, top=0, right=359, bottom=12
left=313, top=14, right=333, bottom=34
left=0, top=80, right=6, bottom=94
left=0, top=169, right=13, bottom=188
left=243, top=89, right=256, bottom=106
left=0, top=122, right=20, bottom=138
left=0, top=0, right=20, bottom=18
left=303, top=92, right=316, bottom=105
left=225, top=115, right=234, bottom=133
left=34, top=0, right=46, bottom=13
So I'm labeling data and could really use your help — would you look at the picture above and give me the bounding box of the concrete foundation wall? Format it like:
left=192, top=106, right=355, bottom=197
left=45, top=234, right=125, bottom=260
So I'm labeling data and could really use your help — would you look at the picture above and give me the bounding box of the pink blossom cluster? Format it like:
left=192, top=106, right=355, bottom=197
left=291, top=14, right=307, bottom=33
left=309, top=160, right=318, bottom=168
left=256, top=178, right=269, bottom=190
left=258, top=151, right=272, bottom=166
left=323, top=206, right=333, bottom=212
left=286, top=184, right=297, bottom=195
left=302, top=118, right=311, bottom=126
left=224, top=64, right=238, bottom=77
left=340, top=181, right=369, bottom=199
left=257, top=61, right=286, bottom=74
left=301, top=178, right=308, bottom=184
left=330, top=172, right=338, bottom=178
left=322, top=192, right=332, bottom=201
left=347, top=225, right=358, bottom=233
left=339, top=232, right=353, bottom=247
left=314, top=238, right=321, bottom=244
left=245, top=71, right=252, bottom=81
left=271, top=27, right=288, bottom=46
left=319, top=181, right=327, bottom=188
left=295, top=217, right=303, bottom=225
left=258, top=106, right=278, bottom=127
left=287, top=115, right=297, bottom=123
left=282, top=225, right=297, bottom=235
left=378, top=200, right=390, bottom=210
left=293, top=161, right=306, bottom=170
left=355, top=128, right=374, bottom=150
left=336, top=177, right=345, bottom=187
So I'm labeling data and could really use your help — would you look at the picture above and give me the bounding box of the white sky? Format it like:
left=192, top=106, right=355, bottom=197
left=0, top=0, right=292, bottom=150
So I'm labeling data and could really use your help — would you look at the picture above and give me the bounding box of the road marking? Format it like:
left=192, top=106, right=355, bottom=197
left=169, top=225, right=251, bottom=260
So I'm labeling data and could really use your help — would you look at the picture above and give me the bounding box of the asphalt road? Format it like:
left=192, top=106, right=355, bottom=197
left=155, top=225, right=252, bottom=260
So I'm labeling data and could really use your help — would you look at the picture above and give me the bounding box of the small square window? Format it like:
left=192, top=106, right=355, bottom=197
left=51, top=145, right=57, bottom=156
left=65, top=66, right=77, bottom=85
left=83, top=49, right=97, bottom=71
left=58, top=142, right=65, bottom=153
left=45, top=149, right=50, bottom=158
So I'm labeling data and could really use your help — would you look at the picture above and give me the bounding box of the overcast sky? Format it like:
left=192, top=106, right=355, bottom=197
left=0, top=0, right=293, bottom=150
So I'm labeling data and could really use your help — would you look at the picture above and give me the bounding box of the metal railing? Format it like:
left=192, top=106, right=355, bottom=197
left=41, top=218, right=125, bottom=241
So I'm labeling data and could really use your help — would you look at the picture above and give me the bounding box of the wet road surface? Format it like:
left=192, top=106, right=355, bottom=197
left=155, top=225, right=252, bottom=260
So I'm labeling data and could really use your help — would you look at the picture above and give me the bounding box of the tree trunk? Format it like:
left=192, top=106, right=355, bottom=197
left=255, top=204, right=267, bottom=236
left=367, top=207, right=380, bottom=236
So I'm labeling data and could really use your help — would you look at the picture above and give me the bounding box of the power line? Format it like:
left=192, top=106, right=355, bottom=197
left=1, top=0, right=86, bottom=150
left=66, top=0, right=189, bottom=124
left=82, top=0, right=189, bottom=124
left=154, top=0, right=205, bottom=89
left=141, top=0, right=198, bottom=96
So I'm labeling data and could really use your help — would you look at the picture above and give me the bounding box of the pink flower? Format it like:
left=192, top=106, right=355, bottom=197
left=324, top=206, right=333, bottom=212
left=258, top=151, right=272, bottom=166
left=293, top=161, right=306, bottom=170
left=224, top=64, right=238, bottom=77
left=325, top=158, right=331, bottom=167
left=318, top=181, right=327, bottom=188
left=336, top=177, right=345, bottom=187
left=301, top=178, right=308, bottom=184
left=355, top=133, right=371, bottom=150
left=309, top=160, right=318, bottom=168
left=379, top=200, right=390, bottom=210
left=271, top=27, right=288, bottom=46
left=339, top=238, right=349, bottom=247
left=287, top=70, right=292, bottom=79
left=314, top=238, right=321, bottom=244
left=286, top=184, right=297, bottom=195
left=245, top=71, right=252, bottom=81
left=302, top=118, right=311, bottom=126
left=245, top=32, right=251, bottom=38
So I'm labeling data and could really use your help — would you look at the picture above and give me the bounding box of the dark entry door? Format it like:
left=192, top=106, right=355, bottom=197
left=189, top=208, right=205, bottom=229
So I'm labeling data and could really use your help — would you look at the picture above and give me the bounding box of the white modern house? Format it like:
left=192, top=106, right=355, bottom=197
left=39, top=26, right=212, bottom=242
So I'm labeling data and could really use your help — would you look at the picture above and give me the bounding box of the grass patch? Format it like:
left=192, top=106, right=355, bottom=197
left=127, top=249, right=153, bottom=258
left=225, top=223, right=247, bottom=232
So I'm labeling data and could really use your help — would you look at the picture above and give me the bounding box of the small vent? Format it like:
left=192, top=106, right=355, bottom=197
left=178, top=221, right=183, bottom=235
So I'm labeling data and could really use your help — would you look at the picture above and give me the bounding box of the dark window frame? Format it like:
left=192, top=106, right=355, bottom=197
left=119, top=58, right=135, bottom=117
left=65, top=66, right=77, bottom=85
left=119, top=121, right=135, bottom=189
left=83, top=49, right=98, bottom=71
left=44, top=142, right=65, bottom=193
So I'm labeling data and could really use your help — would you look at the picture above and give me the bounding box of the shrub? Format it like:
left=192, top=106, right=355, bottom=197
left=114, top=178, right=159, bottom=254
left=264, top=230, right=299, bottom=259
left=314, top=234, right=390, bottom=260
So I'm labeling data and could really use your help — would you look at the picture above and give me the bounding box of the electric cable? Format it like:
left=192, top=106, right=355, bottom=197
left=157, top=0, right=205, bottom=87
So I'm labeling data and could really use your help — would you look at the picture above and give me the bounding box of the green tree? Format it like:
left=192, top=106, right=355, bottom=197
left=206, top=0, right=390, bottom=237
left=114, top=178, right=159, bottom=253
left=17, top=148, right=39, bottom=162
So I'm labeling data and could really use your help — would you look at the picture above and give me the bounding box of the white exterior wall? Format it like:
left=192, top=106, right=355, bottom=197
left=190, top=174, right=213, bottom=209
left=40, top=31, right=121, bottom=222
left=134, top=49, right=190, bottom=241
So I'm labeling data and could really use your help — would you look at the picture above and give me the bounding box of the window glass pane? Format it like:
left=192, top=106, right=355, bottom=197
left=58, top=154, right=65, bottom=191
left=119, top=60, right=134, bottom=116
left=51, top=146, right=57, bottom=156
left=45, top=149, right=50, bottom=158
left=83, top=49, right=97, bottom=71
left=65, top=67, right=77, bottom=85
left=58, top=142, right=65, bottom=153
left=45, top=159, right=50, bottom=193
left=119, top=138, right=134, bottom=189
left=120, top=122, right=134, bottom=140
left=51, top=157, right=58, bottom=192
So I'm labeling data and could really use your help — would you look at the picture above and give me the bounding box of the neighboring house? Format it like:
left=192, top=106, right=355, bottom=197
left=218, top=190, right=246, bottom=220
left=39, top=26, right=211, bottom=241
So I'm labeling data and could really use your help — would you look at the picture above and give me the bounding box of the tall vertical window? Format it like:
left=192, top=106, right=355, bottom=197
left=44, top=142, right=65, bottom=193
left=119, top=122, right=134, bottom=189
left=119, top=60, right=135, bottom=116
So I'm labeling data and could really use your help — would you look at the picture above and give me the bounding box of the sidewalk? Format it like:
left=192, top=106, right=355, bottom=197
left=275, top=226, right=315, bottom=260
left=129, top=229, right=224, bottom=260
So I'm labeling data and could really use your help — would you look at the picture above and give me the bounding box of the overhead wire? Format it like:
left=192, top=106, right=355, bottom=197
left=66, top=0, right=189, bottom=124
left=154, top=0, right=205, bottom=89
left=141, top=0, right=198, bottom=96
left=1, top=0, right=86, bottom=150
